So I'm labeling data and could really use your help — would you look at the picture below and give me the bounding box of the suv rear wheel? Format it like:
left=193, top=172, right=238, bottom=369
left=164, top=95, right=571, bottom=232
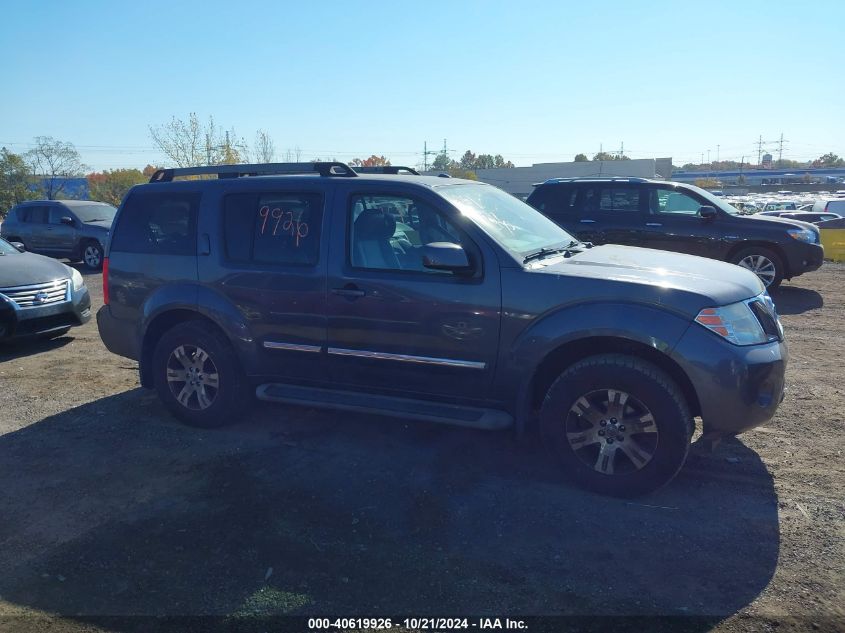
left=540, top=354, right=693, bottom=497
left=152, top=320, right=250, bottom=428
left=730, top=246, right=783, bottom=290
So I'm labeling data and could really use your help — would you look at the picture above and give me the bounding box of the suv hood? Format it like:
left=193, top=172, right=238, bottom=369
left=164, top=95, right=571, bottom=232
left=745, top=214, right=818, bottom=231
left=0, top=251, right=72, bottom=287
left=531, top=244, right=764, bottom=309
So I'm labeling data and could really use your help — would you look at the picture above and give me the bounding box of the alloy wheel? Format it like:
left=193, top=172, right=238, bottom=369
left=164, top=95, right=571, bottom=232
left=565, top=389, right=659, bottom=475
left=84, top=245, right=102, bottom=268
left=166, top=345, right=220, bottom=410
left=737, top=254, right=776, bottom=287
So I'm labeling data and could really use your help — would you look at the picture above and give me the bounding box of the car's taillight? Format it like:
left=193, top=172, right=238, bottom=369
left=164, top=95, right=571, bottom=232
left=102, top=257, right=109, bottom=305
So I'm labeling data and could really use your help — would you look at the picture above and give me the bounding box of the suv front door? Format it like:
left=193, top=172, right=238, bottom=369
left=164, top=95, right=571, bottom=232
left=45, top=205, right=77, bottom=255
left=325, top=188, right=501, bottom=401
left=643, top=185, right=727, bottom=258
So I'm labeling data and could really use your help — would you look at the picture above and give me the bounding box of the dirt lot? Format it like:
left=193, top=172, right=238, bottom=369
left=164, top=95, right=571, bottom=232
left=0, top=264, right=843, bottom=632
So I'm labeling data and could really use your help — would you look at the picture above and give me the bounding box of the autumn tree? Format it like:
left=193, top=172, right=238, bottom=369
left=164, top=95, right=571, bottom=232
left=87, top=168, right=148, bottom=206
left=349, top=155, right=390, bottom=167
left=1, top=148, right=37, bottom=216
left=254, top=130, right=276, bottom=163
left=25, top=136, right=87, bottom=199
left=149, top=113, right=249, bottom=167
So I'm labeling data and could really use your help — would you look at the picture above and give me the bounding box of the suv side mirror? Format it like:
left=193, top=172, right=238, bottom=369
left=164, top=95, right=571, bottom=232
left=60, top=216, right=75, bottom=226
left=10, top=242, right=25, bottom=252
left=422, top=242, right=472, bottom=273
left=698, top=206, right=717, bottom=220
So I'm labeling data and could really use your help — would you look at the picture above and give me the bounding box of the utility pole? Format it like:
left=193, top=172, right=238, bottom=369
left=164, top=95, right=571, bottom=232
left=422, top=141, right=439, bottom=171
left=756, top=135, right=764, bottom=166
left=716, top=145, right=720, bottom=164
left=619, top=141, right=624, bottom=159
left=777, top=132, right=787, bottom=165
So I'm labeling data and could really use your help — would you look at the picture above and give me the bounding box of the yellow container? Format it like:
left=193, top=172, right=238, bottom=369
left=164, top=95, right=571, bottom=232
left=820, top=228, right=845, bottom=262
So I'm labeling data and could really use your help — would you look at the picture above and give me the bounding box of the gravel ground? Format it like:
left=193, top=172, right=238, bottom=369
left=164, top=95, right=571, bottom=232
left=0, top=263, right=843, bottom=632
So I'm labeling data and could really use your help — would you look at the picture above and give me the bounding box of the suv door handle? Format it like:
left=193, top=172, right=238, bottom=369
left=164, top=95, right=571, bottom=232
left=579, top=219, right=596, bottom=224
left=646, top=222, right=663, bottom=227
left=332, top=285, right=366, bottom=298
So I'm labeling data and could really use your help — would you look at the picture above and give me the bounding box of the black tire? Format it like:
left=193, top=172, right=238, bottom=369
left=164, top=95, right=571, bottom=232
left=81, top=240, right=104, bottom=270
left=152, top=320, right=251, bottom=428
left=540, top=354, right=693, bottom=497
left=730, top=246, right=783, bottom=290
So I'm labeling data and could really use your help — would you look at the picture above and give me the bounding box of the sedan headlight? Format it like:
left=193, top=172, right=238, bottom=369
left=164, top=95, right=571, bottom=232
left=69, top=266, right=85, bottom=292
left=695, top=300, right=769, bottom=345
left=787, top=228, right=817, bottom=243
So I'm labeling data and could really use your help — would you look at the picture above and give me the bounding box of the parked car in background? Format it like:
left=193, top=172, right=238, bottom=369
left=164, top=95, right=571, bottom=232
left=812, top=199, right=845, bottom=215
left=0, top=237, right=91, bottom=342
left=0, top=200, right=117, bottom=270
left=526, top=177, right=823, bottom=290
left=762, top=201, right=799, bottom=212
left=98, top=162, right=787, bottom=497
left=778, top=212, right=842, bottom=225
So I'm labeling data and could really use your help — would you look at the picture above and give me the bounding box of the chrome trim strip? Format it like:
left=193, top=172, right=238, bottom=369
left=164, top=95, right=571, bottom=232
left=263, top=341, right=322, bottom=353
left=0, top=278, right=70, bottom=311
left=327, top=347, right=486, bottom=369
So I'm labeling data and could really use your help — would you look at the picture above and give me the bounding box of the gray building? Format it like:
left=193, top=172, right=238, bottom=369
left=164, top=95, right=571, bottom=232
left=427, top=158, right=672, bottom=199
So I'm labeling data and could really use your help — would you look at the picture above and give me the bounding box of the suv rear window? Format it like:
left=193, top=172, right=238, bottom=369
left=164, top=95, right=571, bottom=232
left=223, top=192, right=323, bottom=266
left=111, top=192, right=199, bottom=255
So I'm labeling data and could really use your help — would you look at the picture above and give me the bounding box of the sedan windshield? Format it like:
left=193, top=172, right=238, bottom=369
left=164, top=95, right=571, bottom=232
left=438, top=183, right=576, bottom=257
left=73, top=204, right=117, bottom=223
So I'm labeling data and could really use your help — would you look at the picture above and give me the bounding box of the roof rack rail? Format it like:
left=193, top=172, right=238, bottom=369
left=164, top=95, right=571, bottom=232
left=148, top=161, right=357, bottom=183
left=351, top=165, right=420, bottom=175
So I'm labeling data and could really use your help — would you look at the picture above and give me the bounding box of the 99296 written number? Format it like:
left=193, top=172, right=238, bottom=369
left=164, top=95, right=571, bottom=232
left=259, top=205, right=309, bottom=246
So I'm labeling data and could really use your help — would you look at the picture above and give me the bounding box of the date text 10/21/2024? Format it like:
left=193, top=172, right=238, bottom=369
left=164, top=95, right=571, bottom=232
left=307, top=618, right=528, bottom=630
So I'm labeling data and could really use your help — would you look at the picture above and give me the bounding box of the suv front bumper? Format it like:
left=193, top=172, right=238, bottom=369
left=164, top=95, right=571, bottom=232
left=783, top=241, right=824, bottom=278
left=672, top=325, right=787, bottom=436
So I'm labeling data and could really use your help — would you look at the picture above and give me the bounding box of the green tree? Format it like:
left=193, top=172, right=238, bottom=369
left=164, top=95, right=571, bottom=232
left=812, top=153, right=845, bottom=168
left=25, top=136, right=87, bottom=199
left=87, top=168, right=147, bottom=206
left=459, top=150, right=477, bottom=170
left=0, top=148, right=37, bottom=216
left=431, top=152, right=454, bottom=171
left=593, top=151, right=630, bottom=161
left=574, top=153, right=589, bottom=162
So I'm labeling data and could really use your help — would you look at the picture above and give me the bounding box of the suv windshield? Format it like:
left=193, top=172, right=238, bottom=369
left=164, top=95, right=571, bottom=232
left=0, top=237, right=21, bottom=255
left=438, top=184, right=576, bottom=257
left=72, top=204, right=118, bottom=223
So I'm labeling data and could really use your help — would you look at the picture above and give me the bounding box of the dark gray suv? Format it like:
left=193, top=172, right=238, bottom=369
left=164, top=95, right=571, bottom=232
left=1, top=199, right=117, bottom=270
left=97, top=162, right=787, bottom=496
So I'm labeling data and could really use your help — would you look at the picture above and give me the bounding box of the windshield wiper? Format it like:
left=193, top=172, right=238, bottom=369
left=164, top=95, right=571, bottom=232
left=523, top=241, right=588, bottom=264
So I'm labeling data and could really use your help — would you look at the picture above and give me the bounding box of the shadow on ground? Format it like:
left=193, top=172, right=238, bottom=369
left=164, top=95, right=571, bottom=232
left=0, top=389, right=779, bottom=630
left=0, top=335, right=73, bottom=361
left=771, top=284, right=823, bottom=315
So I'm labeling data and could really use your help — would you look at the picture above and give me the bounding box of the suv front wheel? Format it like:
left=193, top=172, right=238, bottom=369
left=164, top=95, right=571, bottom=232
left=730, top=246, right=783, bottom=290
left=540, top=354, right=693, bottom=497
left=152, top=320, right=250, bottom=428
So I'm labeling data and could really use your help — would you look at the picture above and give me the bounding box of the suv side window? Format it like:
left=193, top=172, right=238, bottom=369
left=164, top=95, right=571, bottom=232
left=111, top=192, right=200, bottom=255
left=48, top=206, right=69, bottom=225
left=23, top=206, right=48, bottom=224
left=529, top=184, right=577, bottom=217
left=223, top=192, right=323, bottom=266
left=581, top=186, right=641, bottom=213
left=649, top=188, right=703, bottom=216
left=348, top=194, right=465, bottom=274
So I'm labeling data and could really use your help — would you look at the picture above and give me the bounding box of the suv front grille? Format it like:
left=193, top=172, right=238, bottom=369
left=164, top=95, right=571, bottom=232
left=0, top=279, right=69, bottom=308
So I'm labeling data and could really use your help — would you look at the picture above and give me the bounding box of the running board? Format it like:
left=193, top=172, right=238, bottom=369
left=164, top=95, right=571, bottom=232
left=255, top=383, right=513, bottom=431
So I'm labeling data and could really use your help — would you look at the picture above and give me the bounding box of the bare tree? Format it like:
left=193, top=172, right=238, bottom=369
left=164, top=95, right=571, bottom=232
left=26, top=137, right=87, bottom=199
left=254, top=130, right=275, bottom=163
left=149, top=113, right=250, bottom=167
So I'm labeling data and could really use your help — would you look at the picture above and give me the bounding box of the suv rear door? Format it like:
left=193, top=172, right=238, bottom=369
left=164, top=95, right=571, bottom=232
left=325, top=185, right=500, bottom=401
left=196, top=182, right=329, bottom=383
left=21, top=205, right=49, bottom=251
left=570, top=183, right=647, bottom=246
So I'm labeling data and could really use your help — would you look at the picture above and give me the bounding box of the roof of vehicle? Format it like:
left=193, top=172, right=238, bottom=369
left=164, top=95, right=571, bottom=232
left=16, top=199, right=113, bottom=206
left=534, top=177, right=658, bottom=186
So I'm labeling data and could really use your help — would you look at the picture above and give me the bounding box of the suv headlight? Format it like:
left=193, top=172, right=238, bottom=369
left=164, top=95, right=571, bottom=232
left=695, top=300, right=769, bottom=345
left=69, top=267, right=84, bottom=292
left=787, top=228, right=817, bottom=243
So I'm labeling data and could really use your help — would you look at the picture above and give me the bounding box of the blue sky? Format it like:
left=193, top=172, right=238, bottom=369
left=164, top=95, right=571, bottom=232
left=1, top=0, right=842, bottom=171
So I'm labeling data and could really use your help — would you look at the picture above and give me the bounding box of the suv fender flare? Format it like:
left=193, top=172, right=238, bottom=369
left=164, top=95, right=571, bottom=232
left=504, top=302, right=695, bottom=436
